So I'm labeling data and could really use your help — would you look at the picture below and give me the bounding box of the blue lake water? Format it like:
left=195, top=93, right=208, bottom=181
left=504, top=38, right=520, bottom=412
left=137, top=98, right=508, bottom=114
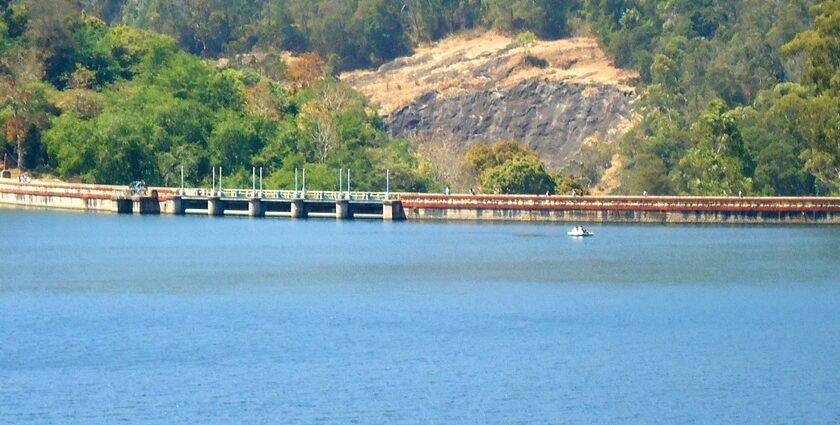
left=1, top=208, right=839, bottom=424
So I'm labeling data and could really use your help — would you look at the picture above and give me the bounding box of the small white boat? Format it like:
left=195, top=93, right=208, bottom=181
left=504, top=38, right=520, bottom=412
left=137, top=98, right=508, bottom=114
left=567, top=226, right=595, bottom=237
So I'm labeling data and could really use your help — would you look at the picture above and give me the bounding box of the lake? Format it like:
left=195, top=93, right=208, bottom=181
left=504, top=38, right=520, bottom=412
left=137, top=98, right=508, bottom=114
left=1, top=208, right=839, bottom=424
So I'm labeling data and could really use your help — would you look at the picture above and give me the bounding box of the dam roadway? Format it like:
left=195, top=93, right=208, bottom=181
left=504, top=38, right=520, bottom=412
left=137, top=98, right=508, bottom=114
left=1, top=179, right=840, bottom=224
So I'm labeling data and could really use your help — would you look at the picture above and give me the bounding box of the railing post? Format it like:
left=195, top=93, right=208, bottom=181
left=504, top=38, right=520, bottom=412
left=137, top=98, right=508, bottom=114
left=211, top=166, right=216, bottom=196
left=219, top=167, right=223, bottom=197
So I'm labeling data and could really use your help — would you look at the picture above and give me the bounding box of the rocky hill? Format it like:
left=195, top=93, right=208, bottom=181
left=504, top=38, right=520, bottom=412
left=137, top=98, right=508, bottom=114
left=341, top=33, right=639, bottom=168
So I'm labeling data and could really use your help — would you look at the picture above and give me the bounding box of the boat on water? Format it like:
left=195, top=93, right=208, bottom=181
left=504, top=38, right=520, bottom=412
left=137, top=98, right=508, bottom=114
left=567, top=226, right=594, bottom=237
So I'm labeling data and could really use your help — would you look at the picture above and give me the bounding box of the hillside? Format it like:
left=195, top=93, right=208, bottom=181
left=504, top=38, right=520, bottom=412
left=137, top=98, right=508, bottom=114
left=342, top=33, right=639, bottom=168
left=4, top=0, right=838, bottom=196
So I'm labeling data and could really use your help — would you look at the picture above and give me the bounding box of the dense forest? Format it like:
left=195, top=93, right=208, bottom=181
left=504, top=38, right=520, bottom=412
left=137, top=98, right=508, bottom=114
left=583, top=0, right=840, bottom=196
left=2, top=0, right=839, bottom=194
left=0, top=0, right=441, bottom=192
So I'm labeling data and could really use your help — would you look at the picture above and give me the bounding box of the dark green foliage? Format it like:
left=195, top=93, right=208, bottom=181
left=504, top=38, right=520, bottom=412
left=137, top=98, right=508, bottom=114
left=0, top=10, right=430, bottom=190
left=596, top=0, right=837, bottom=196
left=464, top=140, right=556, bottom=194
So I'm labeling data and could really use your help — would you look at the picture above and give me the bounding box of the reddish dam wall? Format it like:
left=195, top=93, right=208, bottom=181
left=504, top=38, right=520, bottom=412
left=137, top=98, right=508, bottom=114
left=399, top=194, right=840, bottom=224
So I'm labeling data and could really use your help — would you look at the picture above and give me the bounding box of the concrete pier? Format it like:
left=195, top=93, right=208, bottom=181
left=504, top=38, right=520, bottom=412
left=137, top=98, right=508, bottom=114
left=207, top=196, right=224, bottom=216
left=132, top=195, right=161, bottom=215
left=383, top=200, right=405, bottom=221
left=162, top=196, right=184, bottom=215
left=248, top=197, right=265, bottom=217
left=336, top=200, right=352, bottom=219
left=290, top=199, right=307, bottom=219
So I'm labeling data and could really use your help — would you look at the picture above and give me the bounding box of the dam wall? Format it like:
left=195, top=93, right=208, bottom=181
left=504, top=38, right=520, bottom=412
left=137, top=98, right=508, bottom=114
left=3, top=180, right=840, bottom=224
left=0, top=180, right=180, bottom=214
left=0, top=180, right=125, bottom=213
left=400, top=194, right=840, bottom=224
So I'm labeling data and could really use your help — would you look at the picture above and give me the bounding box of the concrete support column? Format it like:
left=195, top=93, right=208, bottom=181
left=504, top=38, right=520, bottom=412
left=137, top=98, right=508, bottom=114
left=131, top=196, right=161, bottom=215
left=163, top=196, right=185, bottom=215
left=336, top=200, right=352, bottom=219
left=207, top=196, right=224, bottom=216
left=248, top=197, right=265, bottom=217
left=290, top=199, right=307, bottom=219
left=383, top=200, right=405, bottom=221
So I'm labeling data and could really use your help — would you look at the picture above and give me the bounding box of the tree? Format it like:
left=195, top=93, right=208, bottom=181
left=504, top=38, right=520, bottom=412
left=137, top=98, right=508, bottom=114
left=25, top=0, right=81, bottom=87
left=672, top=100, right=753, bottom=195
left=783, top=0, right=840, bottom=94
left=285, top=52, right=325, bottom=92
left=462, top=140, right=556, bottom=194
left=0, top=76, right=32, bottom=170
left=513, top=31, right=537, bottom=56
left=480, top=156, right=555, bottom=194
left=781, top=0, right=840, bottom=193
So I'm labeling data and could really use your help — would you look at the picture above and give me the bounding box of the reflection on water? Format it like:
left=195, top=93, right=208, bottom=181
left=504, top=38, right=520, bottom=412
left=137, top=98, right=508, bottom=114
left=1, top=209, right=839, bottom=424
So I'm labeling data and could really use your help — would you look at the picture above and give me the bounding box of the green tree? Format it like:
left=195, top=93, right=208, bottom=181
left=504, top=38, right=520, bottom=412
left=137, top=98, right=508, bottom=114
left=480, top=156, right=555, bottom=194
left=672, top=100, right=753, bottom=195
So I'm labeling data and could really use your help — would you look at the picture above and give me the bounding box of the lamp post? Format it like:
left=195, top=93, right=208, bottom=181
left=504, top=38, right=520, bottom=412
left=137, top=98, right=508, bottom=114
left=385, top=169, right=390, bottom=200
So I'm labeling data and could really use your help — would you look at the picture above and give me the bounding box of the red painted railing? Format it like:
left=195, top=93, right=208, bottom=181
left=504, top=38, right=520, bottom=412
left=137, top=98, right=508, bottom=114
left=399, top=194, right=840, bottom=213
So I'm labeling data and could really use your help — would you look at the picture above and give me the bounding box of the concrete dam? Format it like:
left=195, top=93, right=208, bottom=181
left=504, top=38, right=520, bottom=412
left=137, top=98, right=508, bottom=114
left=2, top=180, right=840, bottom=224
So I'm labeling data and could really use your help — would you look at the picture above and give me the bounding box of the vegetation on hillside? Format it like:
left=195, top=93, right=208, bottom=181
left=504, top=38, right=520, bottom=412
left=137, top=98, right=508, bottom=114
left=72, top=0, right=573, bottom=72
left=2, top=0, right=839, bottom=195
left=0, top=3, right=436, bottom=191
left=583, top=0, right=839, bottom=195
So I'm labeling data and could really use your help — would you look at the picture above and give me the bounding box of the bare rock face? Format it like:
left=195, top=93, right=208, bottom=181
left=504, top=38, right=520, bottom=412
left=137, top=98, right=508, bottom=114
left=342, top=33, right=639, bottom=168
left=386, top=79, right=635, bottom=167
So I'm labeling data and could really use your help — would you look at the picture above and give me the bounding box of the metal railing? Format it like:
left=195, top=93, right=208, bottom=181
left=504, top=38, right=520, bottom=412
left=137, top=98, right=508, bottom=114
left=182, top=188, right=398, bottom=201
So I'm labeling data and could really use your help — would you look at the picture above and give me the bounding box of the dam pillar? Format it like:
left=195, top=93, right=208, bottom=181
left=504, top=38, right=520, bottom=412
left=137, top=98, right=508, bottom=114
left=290, top=199, right=307, bottom=219
left=163, top=196, right=185, bottom=215
left=207, top=196, right=224, bottom=216
left=248, top=197, right=265, bottom=217
left=132, top=195, right=161, bottom=215
left=335, top=200, right=352, bottom=219
left=383, top=200, right=405, bottom=221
